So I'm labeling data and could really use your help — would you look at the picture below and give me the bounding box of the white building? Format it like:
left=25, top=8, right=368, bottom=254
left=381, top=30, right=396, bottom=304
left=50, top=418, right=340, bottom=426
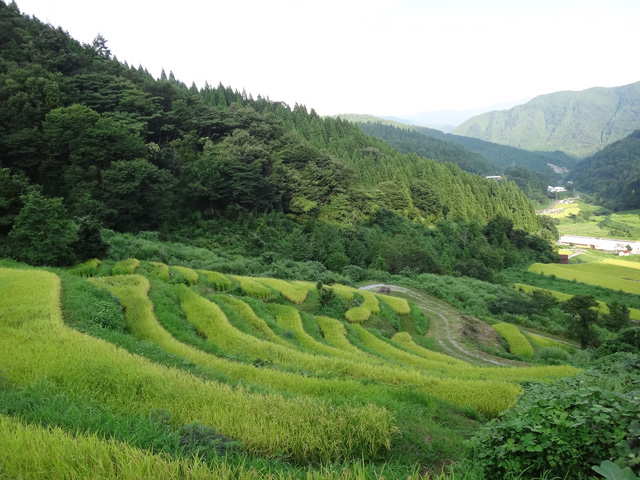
left=559, top=235, right=640, bottom=254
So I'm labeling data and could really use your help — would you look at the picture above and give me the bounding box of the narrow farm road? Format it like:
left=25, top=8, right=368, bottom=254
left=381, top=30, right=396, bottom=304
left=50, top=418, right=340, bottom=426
left=360, top=284, right=526, bottom=367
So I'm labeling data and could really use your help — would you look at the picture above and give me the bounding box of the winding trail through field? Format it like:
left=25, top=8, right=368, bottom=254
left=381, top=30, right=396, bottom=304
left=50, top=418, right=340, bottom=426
left=360, top=284, right=525, bottom=367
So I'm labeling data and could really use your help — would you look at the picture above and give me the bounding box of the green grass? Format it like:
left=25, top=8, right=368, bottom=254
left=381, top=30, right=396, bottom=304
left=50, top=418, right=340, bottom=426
left=515, top=283, right=640, bottom=321
left=69, top=259, right=101, bottom=277
left=529, top=262, right=640, bottom=295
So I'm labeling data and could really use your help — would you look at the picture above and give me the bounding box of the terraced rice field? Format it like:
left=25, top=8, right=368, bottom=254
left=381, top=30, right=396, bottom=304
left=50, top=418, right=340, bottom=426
left=0, top=263, right=582, bottom=478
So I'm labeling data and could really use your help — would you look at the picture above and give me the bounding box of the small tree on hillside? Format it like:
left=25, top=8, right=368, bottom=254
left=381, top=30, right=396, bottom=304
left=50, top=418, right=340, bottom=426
left=561, top=295, right=600, bottom=349
left=8, top=190, right=78, bottom=266
left=602, top=301, right=631, bottom=332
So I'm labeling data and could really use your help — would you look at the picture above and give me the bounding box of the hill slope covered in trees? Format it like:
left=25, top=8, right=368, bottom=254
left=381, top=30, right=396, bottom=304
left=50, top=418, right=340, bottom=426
left=453, top=82, right=640, bottom=158
left=0, top=0, right=553, bottom=274
left=0, top=1, right=540, bottom=231
left=570, top=129, right=640, bottom=210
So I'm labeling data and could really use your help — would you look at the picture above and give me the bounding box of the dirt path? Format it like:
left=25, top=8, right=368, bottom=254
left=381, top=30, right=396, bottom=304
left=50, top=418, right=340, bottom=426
left=360, top=284, right=526, bottom=367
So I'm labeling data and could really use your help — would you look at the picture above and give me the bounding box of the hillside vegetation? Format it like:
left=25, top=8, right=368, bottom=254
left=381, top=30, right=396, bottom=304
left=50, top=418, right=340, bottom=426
left=570, top=130, right=640, bottom=210
left=453, top=81, right=640, bottom=158
left=0, top=0, right=541, bottom=266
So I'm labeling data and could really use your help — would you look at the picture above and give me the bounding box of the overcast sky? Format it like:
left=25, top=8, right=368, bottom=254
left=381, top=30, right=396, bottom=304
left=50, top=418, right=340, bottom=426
left=13, top=0, right=640, bottom=117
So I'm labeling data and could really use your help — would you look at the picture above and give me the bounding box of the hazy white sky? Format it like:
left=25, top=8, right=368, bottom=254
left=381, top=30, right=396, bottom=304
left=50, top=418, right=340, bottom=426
left=13, top=0, right=640, bottom=116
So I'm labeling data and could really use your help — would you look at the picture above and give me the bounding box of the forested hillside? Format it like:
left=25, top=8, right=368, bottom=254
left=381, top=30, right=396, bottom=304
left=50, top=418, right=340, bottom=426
left=353, top=121, right=579, bottom=204
left=0, top=1, right=554, bottom=277
left=453, top=82, right=640, bottom=157
left=354, top=122, right=495, bottom=175
left=570, top=130, right=640, bottom=210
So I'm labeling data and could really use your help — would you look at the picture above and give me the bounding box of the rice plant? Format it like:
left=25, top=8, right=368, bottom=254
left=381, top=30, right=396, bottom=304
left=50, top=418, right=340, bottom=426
left=214, top=294, right=291, bottom=346
left=255, top=278, right=308, bottom=304
left=170, top=265, right=199, bottom=285
left=0, top=269, right=395, bottom=463
left=391, top=332, right=468, bottom=366
left=526, top=332, right=574, bottom=353
left=315, top=316, right=375, bottom=360
left=376, top=294, right=411, bottom=315
left=269, top=304, right=362, bottom=360
left=359, top=290, right=380, bottom=314
left=69, top=259, right=101, bottom=277
left=492, top=323, right=535, bottom=358
left=345, top=306, right=371, bottom=324
left=112, top=258, right=140, bottom=275
left=330, top=283, right=355, bottom=300
left=148, top=261, right=170, bottom=281
left=198, top=270, right=232, bottom=290
left=231, top=275, right=273, bottom=299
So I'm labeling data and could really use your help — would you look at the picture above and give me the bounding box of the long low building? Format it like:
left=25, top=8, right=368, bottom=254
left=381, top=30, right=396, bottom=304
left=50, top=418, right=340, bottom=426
left=559, top=235, right=640, bottom=254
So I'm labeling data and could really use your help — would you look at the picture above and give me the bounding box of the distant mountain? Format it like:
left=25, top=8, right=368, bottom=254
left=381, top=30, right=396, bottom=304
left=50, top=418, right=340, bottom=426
left=384, top=100, right=528, bottom=132
left=335, top=114, right=416, bottom=129
left=570, top=130, right=640, bottom=210
left=453, top=82, right=640, bottom=158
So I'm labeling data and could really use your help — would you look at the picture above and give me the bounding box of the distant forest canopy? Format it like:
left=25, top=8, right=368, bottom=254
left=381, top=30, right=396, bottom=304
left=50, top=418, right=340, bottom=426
left=352, top=120, right=577, bottom=204
left=340, top=115, right=578, bottom=178
left=453, top=81, right=640, bottom=158
left=570, top=129, right=640, bottom=210
left=0, top=1, right=559, bottom=276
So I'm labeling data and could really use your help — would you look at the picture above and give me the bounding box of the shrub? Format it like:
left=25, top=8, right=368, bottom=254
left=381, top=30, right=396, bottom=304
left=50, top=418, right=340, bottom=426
left=471, top=354, right=640, bottom=479
left=7, top=190, right=78, bottom=266
left=536, top=346, right=571, bottom=363
left=595, top=326, right=640, bottom=358
left=343, top=265, right=367, bottom=282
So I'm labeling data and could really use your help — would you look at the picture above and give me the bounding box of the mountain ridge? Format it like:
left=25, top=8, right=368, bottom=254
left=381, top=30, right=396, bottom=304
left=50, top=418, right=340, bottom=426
left=452, top=82, right=640, bottom=158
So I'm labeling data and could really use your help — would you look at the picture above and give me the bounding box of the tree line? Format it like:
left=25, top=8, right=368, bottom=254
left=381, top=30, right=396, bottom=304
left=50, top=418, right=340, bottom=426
left=0, top=1, right=553, bottom=274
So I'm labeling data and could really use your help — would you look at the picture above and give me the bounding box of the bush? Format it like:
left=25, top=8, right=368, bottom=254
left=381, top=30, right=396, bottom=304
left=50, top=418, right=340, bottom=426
left=342, top=265, right=367, bottom=282
left=8, top=190, right=78, bottom=266
left=596, top=326, right=640, bottom=358
left=536, top=346, right=571, bottom=363
left=471, top=354, right=640, bottom=479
